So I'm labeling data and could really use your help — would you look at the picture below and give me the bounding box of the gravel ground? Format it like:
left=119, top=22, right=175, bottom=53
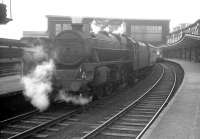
left=45, top=64, right=162, bottom=139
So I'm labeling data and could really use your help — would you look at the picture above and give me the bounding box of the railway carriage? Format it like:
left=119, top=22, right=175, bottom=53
left=0, top=38, right=24, bottom=77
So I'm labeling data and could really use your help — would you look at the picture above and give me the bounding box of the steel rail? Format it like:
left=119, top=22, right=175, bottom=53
left=8, top=109, right=80, bottom=139
left=0, top=110, right=37, bottom=127
left=81, top=64, right=165, bottom=139
left=136, top=64, right=177, bottom=139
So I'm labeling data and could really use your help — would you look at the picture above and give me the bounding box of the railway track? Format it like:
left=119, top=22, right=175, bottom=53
left=0, top=64, right=156, bottom=139
left=0, top=105, right=81, bottom=139
left=0, top=62, right=182, bottom=139
left=79, top=63, right=178, bottom=139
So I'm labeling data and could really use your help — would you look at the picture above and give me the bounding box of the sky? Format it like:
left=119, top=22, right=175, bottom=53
left=0, top=0, right=199, bottom=39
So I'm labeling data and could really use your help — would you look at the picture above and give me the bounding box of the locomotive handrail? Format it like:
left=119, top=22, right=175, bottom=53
left=93, top=47, right=129, bottom=51
left=56, top=59, right=133, bottom=70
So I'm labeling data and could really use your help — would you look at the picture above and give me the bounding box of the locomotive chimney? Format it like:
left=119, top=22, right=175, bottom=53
left=72, top=23, right=83, bottom=31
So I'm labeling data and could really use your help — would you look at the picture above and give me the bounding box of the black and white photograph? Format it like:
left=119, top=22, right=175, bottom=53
left=0, top=0, right=199, bottom=138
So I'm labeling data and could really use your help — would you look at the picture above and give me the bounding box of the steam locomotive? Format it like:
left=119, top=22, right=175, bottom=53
left=47, top=28, right=158, bottom=99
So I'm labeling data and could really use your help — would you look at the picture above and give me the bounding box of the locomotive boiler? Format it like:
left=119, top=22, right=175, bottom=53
left=52, top=28, right=156, bottom=99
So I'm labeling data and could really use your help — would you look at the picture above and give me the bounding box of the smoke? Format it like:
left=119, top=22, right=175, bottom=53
left=32, top=46, right=48, bottom=62
left=56, top=89, right=92, bottom=105
left=22, top=42, right=92, bottom=109
left=91, top=20, right=101, bottom=34
left=112, top=22, right=125, bottom=34
left=21, top=58, right=55, bottom=111
left=104, top=25, right=111, bottom=32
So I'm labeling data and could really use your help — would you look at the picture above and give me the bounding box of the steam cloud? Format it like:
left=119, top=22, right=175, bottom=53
left=21, top=59, right=55, bottom=111
left=22, top=43, right=55, bottom=111
left=90, top=20, right=125, bottom=34
left=56, top=89, right=92, bottom=105
left=22, top=42, right=92, bottom=110
left=91, top=20, right=101, bottom=34
left=32, top=46, right=48, bottom=61
left=112, top=22, right=125, bottom=34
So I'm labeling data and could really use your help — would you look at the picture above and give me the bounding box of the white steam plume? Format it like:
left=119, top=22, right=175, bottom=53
left=21, top=59, right=55, bottom=111
left=32, top=46, right=48, bottom=61
left=112, top=22, right=125, bottom=34
left=23, top=42, right=92, bottom=108
left=56, top=89, right=92, bottom=105
left=22, top=44, right=54, bottom=111
left=104, top=25, right=111, bottom=32
left=91, top=20, right=101, bottom=34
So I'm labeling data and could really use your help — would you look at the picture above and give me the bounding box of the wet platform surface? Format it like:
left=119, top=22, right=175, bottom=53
left=0, top=75, right=23, bottom=96
left=142, top=59, right=200, bottom=139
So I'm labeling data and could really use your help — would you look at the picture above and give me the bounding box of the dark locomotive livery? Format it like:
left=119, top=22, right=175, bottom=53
left=163, top=19, right=200, bottom=62
left=49, top=28, right=158, bottom=99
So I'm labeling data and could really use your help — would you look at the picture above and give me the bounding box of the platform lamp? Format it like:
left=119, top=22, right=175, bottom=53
left=0, top=0, right=12, bottom=24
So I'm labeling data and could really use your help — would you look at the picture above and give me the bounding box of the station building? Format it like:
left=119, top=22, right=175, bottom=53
left=125, top=19, right=170, bottom=45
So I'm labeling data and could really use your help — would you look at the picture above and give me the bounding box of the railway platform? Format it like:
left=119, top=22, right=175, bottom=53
left=0, top=75, right=23, bottom=97
left=142, top=59, right=200, bottom=139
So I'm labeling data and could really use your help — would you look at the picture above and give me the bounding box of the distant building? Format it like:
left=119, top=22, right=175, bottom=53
left=46, top=15, right=94, bottom=39
left=23, top=31, right=48, bottom=38
left=125, top=19, right=170, bottom=44
left=46, top=15, right=72, bottom=39
left=45, top=15, right=170, bottom=45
